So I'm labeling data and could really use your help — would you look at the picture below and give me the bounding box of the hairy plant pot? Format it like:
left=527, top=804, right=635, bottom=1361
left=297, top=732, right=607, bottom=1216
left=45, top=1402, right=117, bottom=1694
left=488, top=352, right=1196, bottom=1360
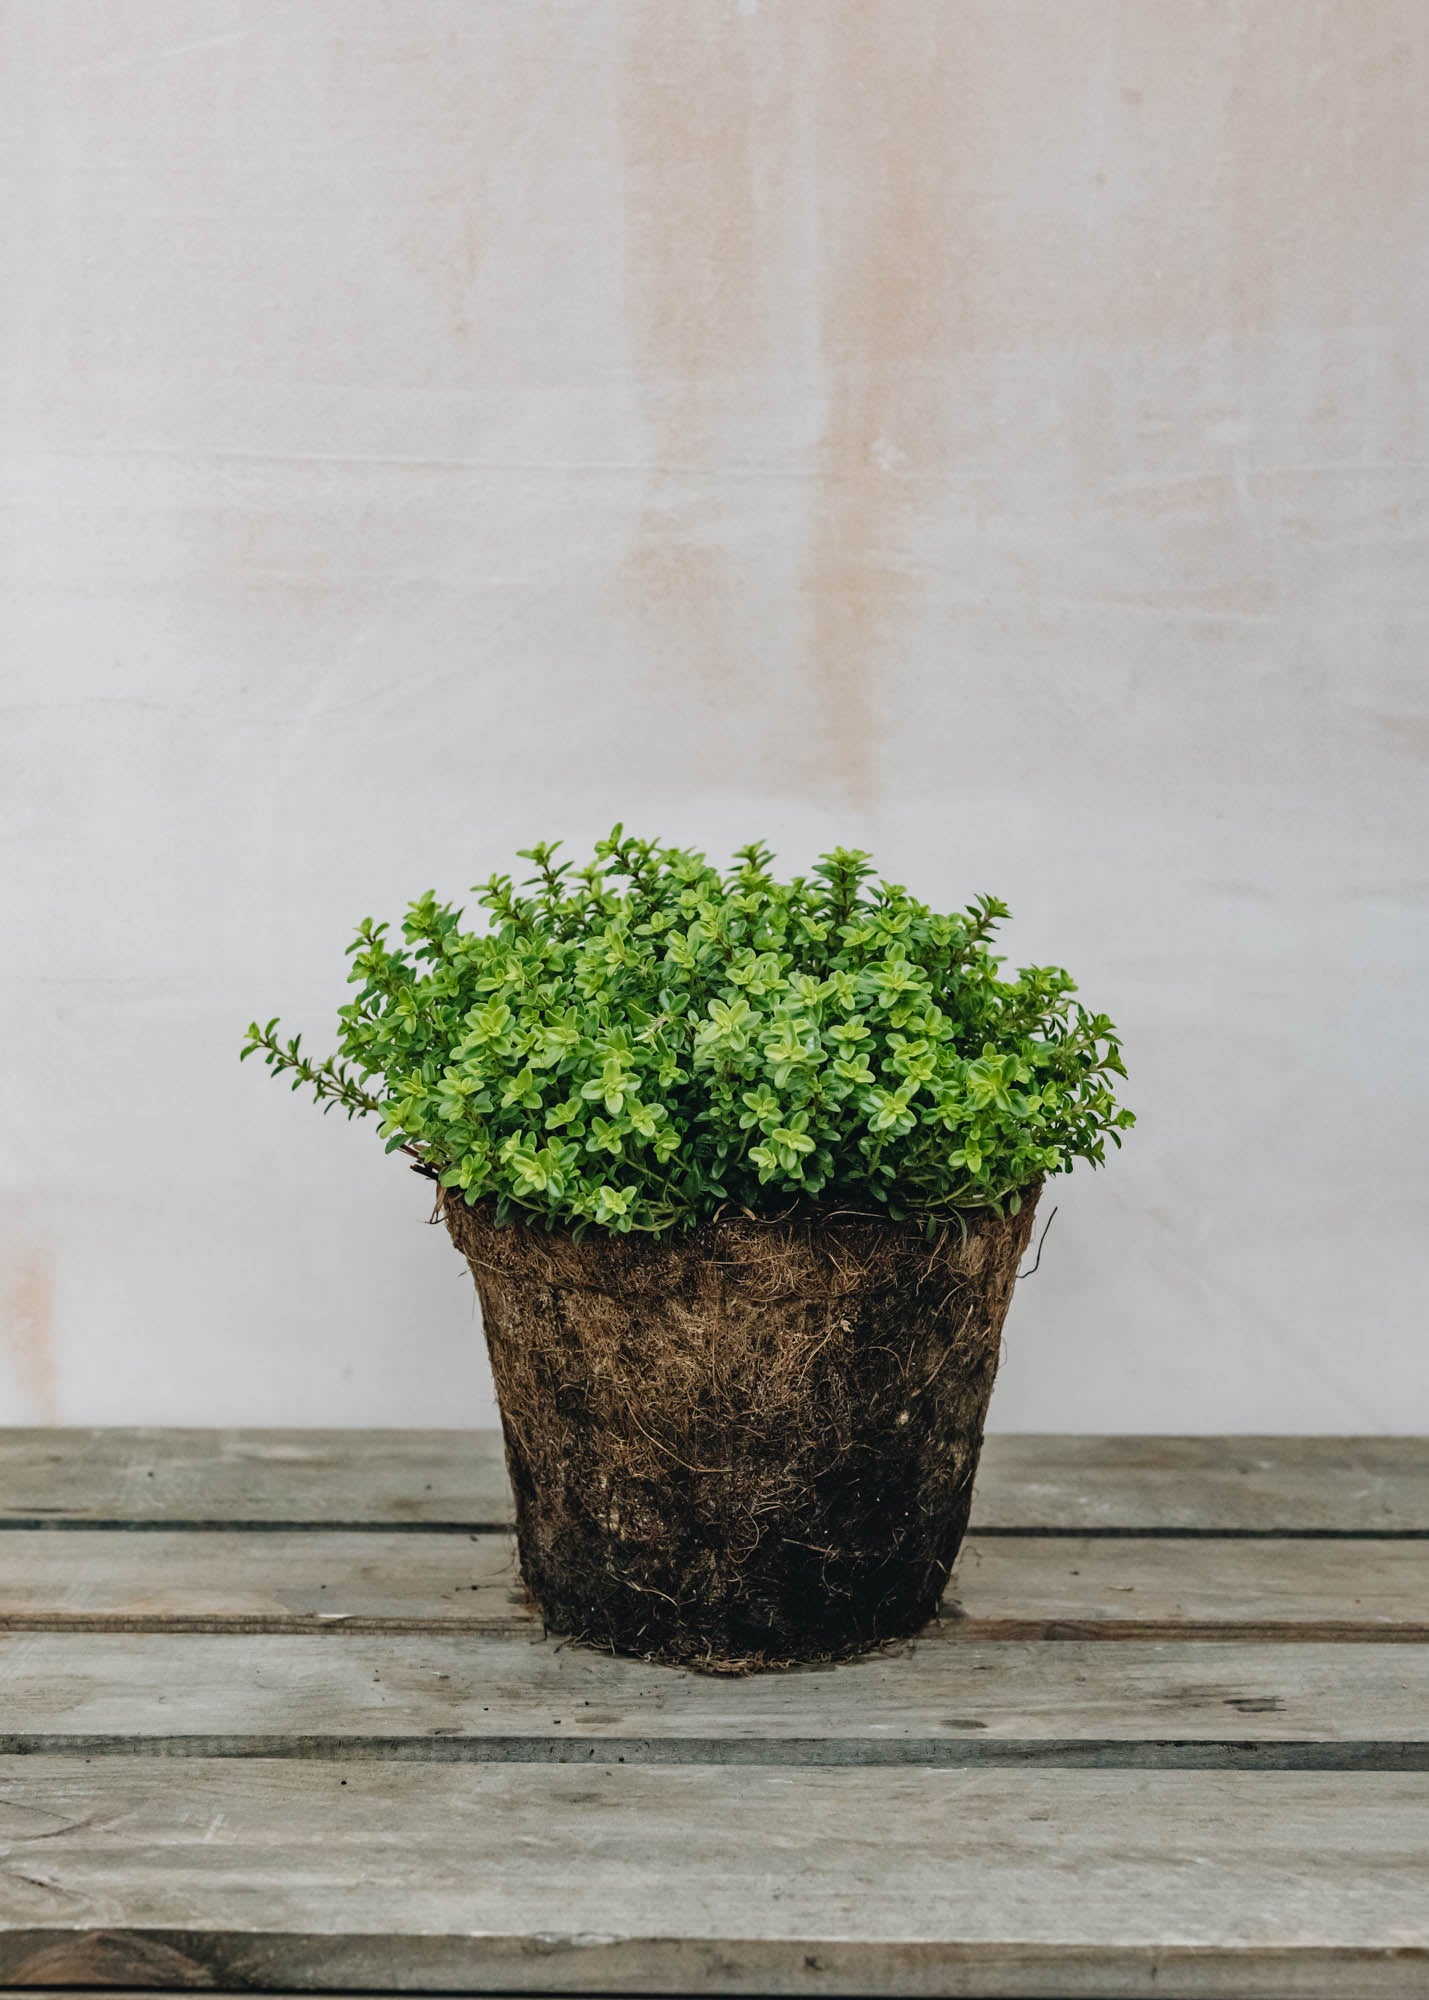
left=444, top=1187, right=1039, bottom=1672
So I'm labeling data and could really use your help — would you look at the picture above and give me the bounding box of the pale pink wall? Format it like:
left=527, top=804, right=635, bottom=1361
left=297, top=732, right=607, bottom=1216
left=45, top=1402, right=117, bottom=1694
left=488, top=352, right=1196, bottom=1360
left=2, top=1, right=1426, bottom=1428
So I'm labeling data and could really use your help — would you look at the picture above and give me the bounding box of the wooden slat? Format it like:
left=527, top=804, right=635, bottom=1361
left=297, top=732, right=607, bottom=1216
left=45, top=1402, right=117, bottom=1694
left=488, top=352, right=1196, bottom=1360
left=0, top=1528, right=523, bottom=1632
left=0, top=1428, right=510, bottom=1527
left=0, top=1759, right=1425, bottom=1996
left=1, top=1429, right=1424, bottom=1531
left=943, top=1534, right=1429, bottom=1641
left=1, top=1631, right=1425, bottom=1750
left=977, top=1434, right=1429, bottom=1534
left=0, top=1530, right=1422, bottom=1639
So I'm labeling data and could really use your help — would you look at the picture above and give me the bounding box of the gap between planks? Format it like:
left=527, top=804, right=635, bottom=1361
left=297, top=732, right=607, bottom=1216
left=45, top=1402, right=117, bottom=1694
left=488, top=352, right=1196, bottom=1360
left=1, top=1734, right=1426, bottom=1771
left=5, top=1517, right=1427, bottom=1539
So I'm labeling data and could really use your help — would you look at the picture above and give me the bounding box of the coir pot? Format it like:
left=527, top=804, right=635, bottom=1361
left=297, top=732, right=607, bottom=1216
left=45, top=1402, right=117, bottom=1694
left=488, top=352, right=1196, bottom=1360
left=444, top=1187, right=1038, bottom=1671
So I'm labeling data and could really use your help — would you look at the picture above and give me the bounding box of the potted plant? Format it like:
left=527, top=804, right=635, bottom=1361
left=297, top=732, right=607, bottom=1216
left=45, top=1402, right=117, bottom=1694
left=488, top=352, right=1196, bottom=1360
left=244, top=831, right=1131, bottom=1670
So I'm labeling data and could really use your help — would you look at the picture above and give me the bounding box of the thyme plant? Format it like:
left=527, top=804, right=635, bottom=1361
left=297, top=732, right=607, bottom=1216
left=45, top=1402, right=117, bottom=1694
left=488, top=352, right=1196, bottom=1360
left=243, top=831, right=1132, bottom=1234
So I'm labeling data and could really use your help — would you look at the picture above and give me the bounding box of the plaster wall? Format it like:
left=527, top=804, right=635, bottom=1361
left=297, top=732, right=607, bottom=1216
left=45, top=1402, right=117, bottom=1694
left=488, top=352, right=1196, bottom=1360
left=2, top=1, right=1426, bottom=1429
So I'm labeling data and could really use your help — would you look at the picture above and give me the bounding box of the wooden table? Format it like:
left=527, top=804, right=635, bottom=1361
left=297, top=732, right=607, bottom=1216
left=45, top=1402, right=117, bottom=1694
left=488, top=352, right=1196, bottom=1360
left=0, top=1431, right=1425, bottom=1998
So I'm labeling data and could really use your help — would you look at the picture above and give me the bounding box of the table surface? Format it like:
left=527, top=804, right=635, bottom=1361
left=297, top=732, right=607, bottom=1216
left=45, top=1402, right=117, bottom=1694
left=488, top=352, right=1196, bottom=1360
left=0, top=1429, right=1425, bottom=1999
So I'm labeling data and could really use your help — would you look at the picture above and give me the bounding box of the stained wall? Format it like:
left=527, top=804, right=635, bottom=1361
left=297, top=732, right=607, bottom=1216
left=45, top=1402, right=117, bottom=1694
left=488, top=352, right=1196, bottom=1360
left=3, top=1, right=1426, bottom=1427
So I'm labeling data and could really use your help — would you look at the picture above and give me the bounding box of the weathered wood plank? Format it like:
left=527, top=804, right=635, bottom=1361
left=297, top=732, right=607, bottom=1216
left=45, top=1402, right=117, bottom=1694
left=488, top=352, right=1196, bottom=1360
left=0, top=1528, right=524, bottom=1631
left=0, top=1530, right=1422, bottom=1638
left=0, top=1759, right=1425, bottom=1996
left=1, top=1632, right=1425, bottom=1751
left=1, top=1430, right=1424, bottom=1531
left=979, top=1434, right=1429, bottom=1534
left=943, top=1534, right=1429, bottom=1640
left=0, top=1428, right=511, bottom=1528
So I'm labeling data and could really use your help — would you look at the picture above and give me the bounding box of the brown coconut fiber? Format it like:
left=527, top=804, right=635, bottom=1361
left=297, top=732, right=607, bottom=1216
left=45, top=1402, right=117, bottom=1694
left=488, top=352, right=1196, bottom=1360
left=444, top=1186, right=1039, bottom=1672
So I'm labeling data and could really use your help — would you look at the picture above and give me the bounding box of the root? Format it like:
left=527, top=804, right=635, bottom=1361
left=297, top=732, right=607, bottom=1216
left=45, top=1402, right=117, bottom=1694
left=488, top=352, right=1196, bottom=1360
left=444, top=1187, right=1039, bottom=1671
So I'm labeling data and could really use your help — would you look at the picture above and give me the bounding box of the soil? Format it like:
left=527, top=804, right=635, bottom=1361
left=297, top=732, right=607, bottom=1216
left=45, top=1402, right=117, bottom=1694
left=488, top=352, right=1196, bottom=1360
left=443, top=1189, right=1039, bottom=1671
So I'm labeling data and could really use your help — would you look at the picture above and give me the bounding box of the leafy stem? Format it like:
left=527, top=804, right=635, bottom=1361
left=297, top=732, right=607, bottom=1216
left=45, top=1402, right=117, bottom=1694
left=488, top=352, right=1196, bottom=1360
left=241, top=1021, right=432, bottom=1172
left=243, top=834, right=1132, bottom=1234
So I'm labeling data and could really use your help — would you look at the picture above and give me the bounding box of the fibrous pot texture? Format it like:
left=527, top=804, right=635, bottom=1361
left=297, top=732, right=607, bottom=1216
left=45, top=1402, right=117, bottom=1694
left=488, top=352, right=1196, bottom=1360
left=444, top=1189, right=1039, bottom=1671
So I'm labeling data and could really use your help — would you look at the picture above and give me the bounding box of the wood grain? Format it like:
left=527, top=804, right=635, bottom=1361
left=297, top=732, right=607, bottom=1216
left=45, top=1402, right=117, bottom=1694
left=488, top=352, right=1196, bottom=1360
left=0, top=1428, right=511, bottom=1528
left=0, top=1527, right=525, bottom=1631
left=942, top=1533, right=1429, bottom=1641
left=978, top=1434, right=1429, bottom=1535
left=1, top=1631, right=1425, bottom=1752
left=2, top=1432, right=1425, bottom=1993
left=0, top=1758, right=1424, bottom=1996
left=1, top=1430, right=1423, bottom=1531
left=0, top=1529, right=1422, bottom=1639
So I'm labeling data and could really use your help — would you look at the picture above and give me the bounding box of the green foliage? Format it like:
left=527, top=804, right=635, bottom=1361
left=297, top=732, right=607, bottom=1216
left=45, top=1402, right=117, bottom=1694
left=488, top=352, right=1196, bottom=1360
left=243, top=830, right=1133, bottom=1235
